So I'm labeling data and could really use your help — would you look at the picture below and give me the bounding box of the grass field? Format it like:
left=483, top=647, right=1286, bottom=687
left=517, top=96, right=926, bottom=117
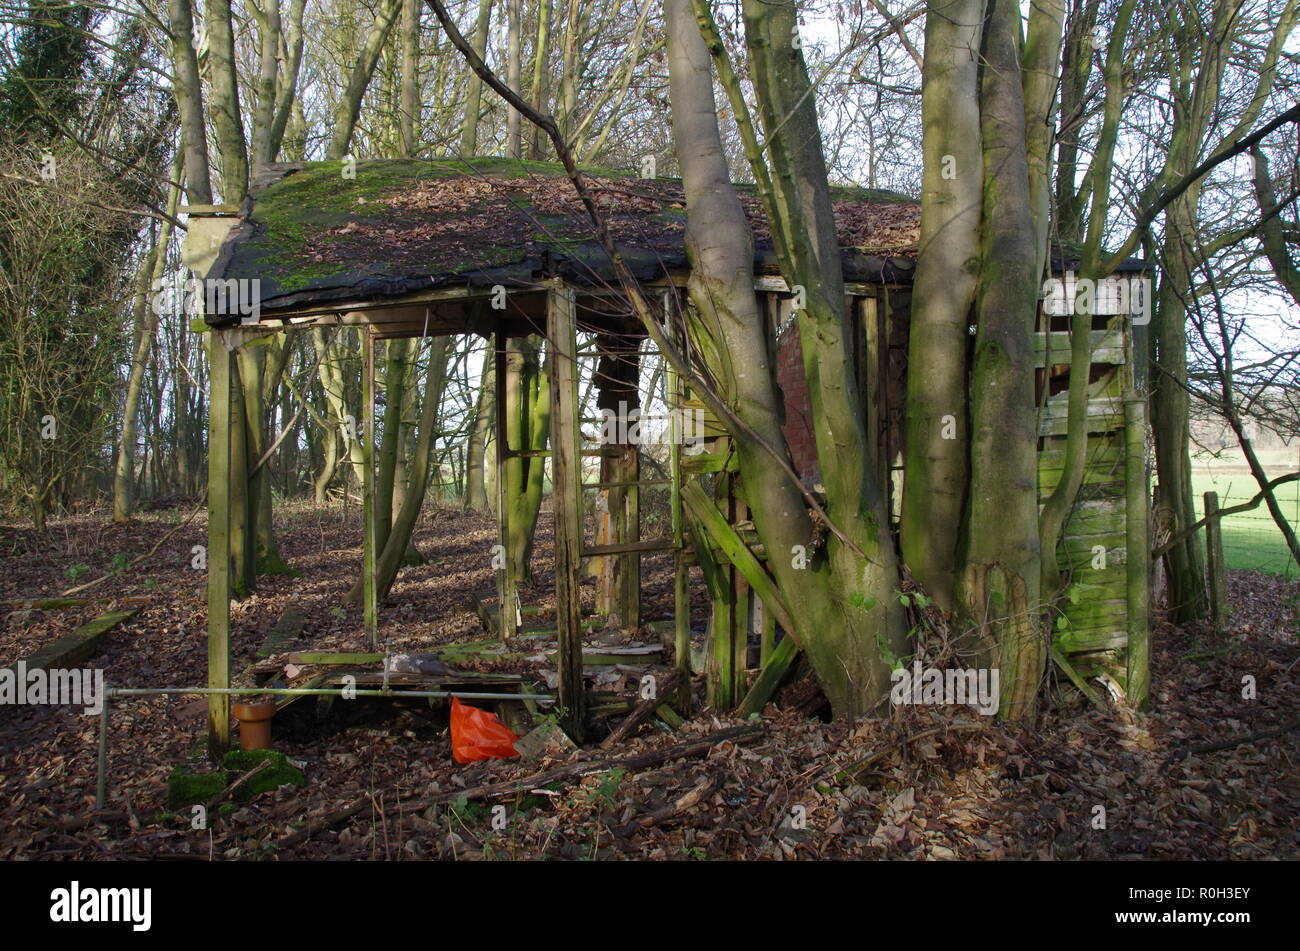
left=1190, top=445, right=1300, bottom=576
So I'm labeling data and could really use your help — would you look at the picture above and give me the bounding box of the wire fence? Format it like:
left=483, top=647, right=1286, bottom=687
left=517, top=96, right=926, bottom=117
left=1191, top=479, right=1300, bottom=577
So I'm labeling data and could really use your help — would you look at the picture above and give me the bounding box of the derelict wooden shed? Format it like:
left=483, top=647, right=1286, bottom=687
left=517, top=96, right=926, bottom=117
left=185, top=158, right=1151, bottom=752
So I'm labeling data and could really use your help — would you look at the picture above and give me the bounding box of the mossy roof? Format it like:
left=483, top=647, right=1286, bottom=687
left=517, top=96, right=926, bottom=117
left=204, top=157, right=924, bottom=315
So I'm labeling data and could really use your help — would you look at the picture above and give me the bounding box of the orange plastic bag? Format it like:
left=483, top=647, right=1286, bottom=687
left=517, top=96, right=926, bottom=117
left=450, top=697, right=521, bottom=764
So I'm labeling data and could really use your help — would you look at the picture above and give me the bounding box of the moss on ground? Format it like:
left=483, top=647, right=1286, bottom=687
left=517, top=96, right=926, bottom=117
left=166, top=768, right=228, bottom=810
left=166, top=751, right=305, bottom=810
left=221, top=749, right=306, bottom=798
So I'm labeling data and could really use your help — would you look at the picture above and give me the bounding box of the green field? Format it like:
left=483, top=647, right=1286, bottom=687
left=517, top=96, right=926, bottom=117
left=1190, top=446, right=1300, bottom=576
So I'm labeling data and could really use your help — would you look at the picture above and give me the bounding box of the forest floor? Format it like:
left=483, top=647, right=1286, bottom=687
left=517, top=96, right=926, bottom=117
left=0, top=499, right=1296, bottom=860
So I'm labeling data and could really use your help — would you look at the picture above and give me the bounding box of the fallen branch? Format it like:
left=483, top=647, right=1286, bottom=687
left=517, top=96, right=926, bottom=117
left=1162, top=719, right=1300, bottom=772
left=206, top=760, right=274, bottom=812
left=60, top=495, right=206, bottom=596
left=600, top=669, right=682, bottom=749
left=823, top=722, right=991, bottom=785
left=612, top=773, right=720, bottom=836
left=274, top=724, right=761, bottom=851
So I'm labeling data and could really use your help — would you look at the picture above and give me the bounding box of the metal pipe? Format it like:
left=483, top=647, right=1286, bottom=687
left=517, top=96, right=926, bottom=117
left=105, top=686, right=554, bottom=702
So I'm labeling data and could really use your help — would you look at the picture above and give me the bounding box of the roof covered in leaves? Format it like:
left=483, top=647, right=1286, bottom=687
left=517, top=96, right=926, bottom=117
left=201, top=158, right=925, bottom=315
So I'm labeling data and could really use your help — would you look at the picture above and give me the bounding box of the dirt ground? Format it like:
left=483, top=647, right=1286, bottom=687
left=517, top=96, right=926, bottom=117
left=0, top=500, right=1295, bottom=860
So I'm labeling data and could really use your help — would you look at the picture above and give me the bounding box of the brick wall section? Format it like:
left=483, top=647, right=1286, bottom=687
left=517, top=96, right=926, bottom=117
left=775, top=321, right=820, bottom=483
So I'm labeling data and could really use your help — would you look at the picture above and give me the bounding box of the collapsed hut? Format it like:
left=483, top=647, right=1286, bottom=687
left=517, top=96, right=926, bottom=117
left=184, top=157, right=1151, bottom=754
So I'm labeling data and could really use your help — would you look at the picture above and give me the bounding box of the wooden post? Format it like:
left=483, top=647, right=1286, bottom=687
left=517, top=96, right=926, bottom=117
left=1204, top=490, right=1227, bottom=631
left=362, top=329, right=378, bottom=650
left=668, top=354, right=691, bottom=711
left=206, top=330, right=233, bottom=759
left=547, top=285, right=586, bottom=739
left=229, top=359, right=253, bottom=592
left=705, top=473, right=739, bottom=709
left=593, top=328, right=642, bottom=630
left=860, top=294, right=888, bottom=493
left=1125, top=396, right=1150, bottom=710
left=494, top=333, right=518, bottom=638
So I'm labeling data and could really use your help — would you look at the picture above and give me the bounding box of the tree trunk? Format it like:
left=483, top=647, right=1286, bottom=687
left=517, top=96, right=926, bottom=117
left=505, top=0, right=522, bottom=158
left=502, top=336, right=550, bottom=583
left=741, top=0, right=904, bottom=715
left=327, top=0, right=404, bottom=160
left=115, top=169, right=180, bottom=520
left=960, top=0, right=1044, bottom=721
left=464, top=349, right=494, bottom=511
left=376, top=338, right=408, bottom=555
left=899, top=0, right=982, bottom=610
left=167, top=0, right=213, bottom=203
left=202, top=0, right=249, bottom=201
left=348, top=336, right=450, bottom=602
left=458, top=0, right=495, bottom=156
left=667, top=0, right=901, bottom=719
left=400, top=0, right=420, bottom=157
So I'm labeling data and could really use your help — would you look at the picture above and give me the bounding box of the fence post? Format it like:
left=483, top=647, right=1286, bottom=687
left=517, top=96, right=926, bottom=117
left=1204, top=491, right=1227, bottom=631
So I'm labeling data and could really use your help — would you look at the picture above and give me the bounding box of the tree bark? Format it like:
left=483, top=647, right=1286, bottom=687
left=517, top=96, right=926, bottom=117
left=960, top=0, right=1044, bottom=720
left=349, top=336, right=450, bottom=602
left=900, top=0, right=982, bottom=610
left=464, top=349, right=494, bottom=511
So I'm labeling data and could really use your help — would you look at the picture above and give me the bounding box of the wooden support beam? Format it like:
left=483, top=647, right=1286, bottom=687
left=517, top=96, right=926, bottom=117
left=738, top=635, right=798, bottom=716
left=494, top=333, right=518, bottom=637
left=206, top=331, right=233, bottom=759
left=547, top=285, right=587, bottom=740
left=1125, top=396, right=1150, bottom=710
left=669, top=357, right=691, bottom=711
left=680, top=482, right=801, bottom=641
left=860, top=294, right=889, bottom=494
left=362, top=329, right=378, bottom=650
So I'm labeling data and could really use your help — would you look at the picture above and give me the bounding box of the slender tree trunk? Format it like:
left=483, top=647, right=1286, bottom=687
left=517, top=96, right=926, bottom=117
left=202, top=0, right=249, bottom=201
left=464, top=349, right=494, bottom=510
left=458, top=0, right=495, bottom=155
left=960, top=0, right=1044, bottom=721
left=527, top=0, right=552, bottom=159
left=1152, top=198, right=1209, bottom=622
left=400, top=0, right=421, bottom=156
left=502, top=336, right=550, bottom=582
left=250, top=0, right=282, bottom=170
left=348, top=337, right=450, bottom=602
left=505, top=0, right=522, bottom=157
left=376, top=339, right=408, bottom=555
left=167, top=0, right=213, bottom=204
left=115, top=169, right=181, bottom=520
left=900, top=0, right=982, bottom=610
left=327, top=0, right=404, bottom=160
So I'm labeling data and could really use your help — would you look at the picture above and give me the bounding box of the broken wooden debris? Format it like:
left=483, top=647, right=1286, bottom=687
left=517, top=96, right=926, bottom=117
left=275, top=724, right=763, bottom=850
left=513, top=719, right=579, bottom=760
left=1050, top=645, right=1108, bottom=711
left=737, top=636, right=799, bottom=717
left=285, top=652, right=383, bottom=665
left=822, top=722, right=990, bottom=785
left=600, top=669, right=683, bottom=749
left=612, top=773, right=720, bottom=836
